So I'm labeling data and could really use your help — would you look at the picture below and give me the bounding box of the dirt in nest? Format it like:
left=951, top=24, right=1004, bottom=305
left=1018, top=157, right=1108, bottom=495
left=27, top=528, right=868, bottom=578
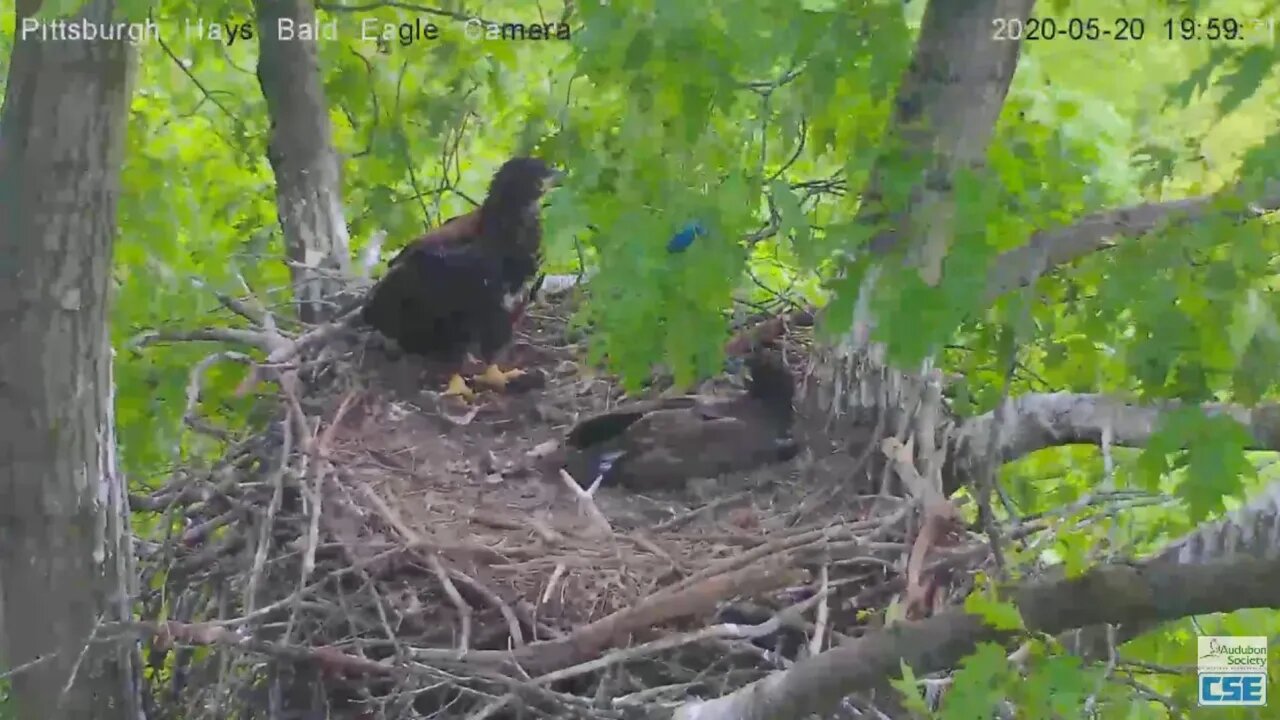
left=315, top=293, right=846, bottom=637
left=135, top=290, right=949, bottom=719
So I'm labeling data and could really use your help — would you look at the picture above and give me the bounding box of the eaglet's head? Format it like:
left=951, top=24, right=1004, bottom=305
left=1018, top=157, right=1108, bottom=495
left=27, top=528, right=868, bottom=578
left=486, top=156, right=564, bottom=211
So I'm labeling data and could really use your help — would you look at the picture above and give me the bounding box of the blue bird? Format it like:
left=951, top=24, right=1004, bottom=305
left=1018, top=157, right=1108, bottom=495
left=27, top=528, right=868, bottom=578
left=666, top=220, right=706, bottom=253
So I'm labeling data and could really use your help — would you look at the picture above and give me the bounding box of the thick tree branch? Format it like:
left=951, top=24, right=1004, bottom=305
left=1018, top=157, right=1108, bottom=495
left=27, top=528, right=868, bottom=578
left=1158, top=478, right=1280, bottom=564
left=673, top=555, right=1280, bottom=720
left=985, top=180, right=1280, bottom=303
left=954, top=392, right=1280, bottom=470
left=1062, top=479, right=1280, bottom=659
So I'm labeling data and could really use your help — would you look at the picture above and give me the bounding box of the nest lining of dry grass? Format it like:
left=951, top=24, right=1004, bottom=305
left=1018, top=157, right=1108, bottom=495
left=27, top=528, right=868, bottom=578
left=130, top=291, right=991, bottom=720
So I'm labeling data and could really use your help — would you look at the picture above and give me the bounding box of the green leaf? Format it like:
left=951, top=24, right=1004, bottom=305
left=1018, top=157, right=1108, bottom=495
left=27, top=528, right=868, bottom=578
left=964, top=584, right=1025, bottom=631
left=1227, top=290, right=1269, bottom=360
left=939, top=643, right=1014, bottom=720
left=1015, top=654, right=1094, bottom=717
left=1217, top=45, right=1276, bottom=116
left=890, top=660, right=934, bottom=716
left=770, top=179, right=815, bottom=267
left=1137, top=407, right=1255, bottom=522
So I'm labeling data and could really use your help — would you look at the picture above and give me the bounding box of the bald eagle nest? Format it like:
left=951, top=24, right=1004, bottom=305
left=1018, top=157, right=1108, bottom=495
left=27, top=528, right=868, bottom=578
left=132, top=288, right=981, bottom=720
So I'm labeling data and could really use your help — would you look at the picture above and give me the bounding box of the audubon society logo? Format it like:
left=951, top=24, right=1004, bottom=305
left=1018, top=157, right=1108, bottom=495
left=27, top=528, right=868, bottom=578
left=1197, top=636, right=1268, bottom=707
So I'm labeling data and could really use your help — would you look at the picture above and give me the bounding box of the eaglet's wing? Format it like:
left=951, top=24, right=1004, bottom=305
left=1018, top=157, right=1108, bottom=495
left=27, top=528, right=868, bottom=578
left=402, top=241, right=508, bottom=314
left=387, top=210, right=483, bottom=268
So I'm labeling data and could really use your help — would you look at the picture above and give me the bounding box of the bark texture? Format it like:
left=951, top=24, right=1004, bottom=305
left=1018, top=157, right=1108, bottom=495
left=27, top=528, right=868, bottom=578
left=799, top=0, right=1036, bottom=497
left=674, top=554, right=1280, bottom=720
left=0, top=1, right=139, bottom=718
left=255, top=0, right=353, bottom=323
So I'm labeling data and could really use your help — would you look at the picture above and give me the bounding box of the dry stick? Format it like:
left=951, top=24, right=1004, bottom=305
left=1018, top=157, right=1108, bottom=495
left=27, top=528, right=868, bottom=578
left=246, top=416, right=293, bottom=612
left=539, top=594, right=824, bottom=687
left=446, top=567, right=526, bottom=648
left=540, top=564, right=568, bottom=606
left=664, top=510, right=909, bottom=598
left=396, top=558, right=805, bottom=673
left=124, top=620, right=592, bottom=716
left=55, top=613, right=109, bottom=713
left=515, top=559, right=806, bottom=675
left=471, top=510, right=564, bottom=545
left=302, top=388, right=360, bottom=583
left=132, top=327, right=276, bottom=351
left=465, top=693, right=516, bottom=720
left=809, top=564, right=830, bottom=657
left=180, top=510, right=236, bottom=546
left=301, top=460, right=323, bottom=581
left=883, top=436, right=961, bottom=620
left=651, top=491, right=753, bottom=532
left=358, top=483, right=475, bottom=654
left=474, top=593, right=828, bottom=719
left=427, top=554, right=474, bottom=653
left=182, top=351, right=252, bottom=438
left=628, top=531, right=684, bottom=575
left=558, top=469, right=614, bottom=537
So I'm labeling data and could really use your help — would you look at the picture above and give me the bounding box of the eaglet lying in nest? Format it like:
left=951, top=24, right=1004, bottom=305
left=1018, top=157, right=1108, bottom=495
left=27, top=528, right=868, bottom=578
left=561, top=343, right=800, bottom=492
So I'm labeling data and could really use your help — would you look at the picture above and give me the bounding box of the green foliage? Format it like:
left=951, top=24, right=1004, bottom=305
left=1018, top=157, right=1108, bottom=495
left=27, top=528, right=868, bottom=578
left=938, top=643, right=1017, bottom=720
left=1011, top=650, right=1098, bottom=717
left=890, top=661, right=936, bottom=716
left=548, top=0, right=911, bottom=379
left=3, top=0, right=1280, bottom=716
left=963, top=577, right=1026, bottom=631
left=1134, top=406, right=1256, bottom=521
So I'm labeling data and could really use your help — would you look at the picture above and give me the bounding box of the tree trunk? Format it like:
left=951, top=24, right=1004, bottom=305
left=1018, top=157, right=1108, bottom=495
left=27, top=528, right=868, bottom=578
left=0, top=1, right=140, bottom=718
left=255, top=0, right=353, bottom=324
left=798, top=0, right=1034, bottom=495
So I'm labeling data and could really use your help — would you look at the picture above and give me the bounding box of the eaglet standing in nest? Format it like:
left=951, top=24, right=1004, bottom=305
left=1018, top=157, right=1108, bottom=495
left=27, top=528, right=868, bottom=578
left=562, top=343, right=800, bottom=491
left=361, top=156, right=563, bottom=400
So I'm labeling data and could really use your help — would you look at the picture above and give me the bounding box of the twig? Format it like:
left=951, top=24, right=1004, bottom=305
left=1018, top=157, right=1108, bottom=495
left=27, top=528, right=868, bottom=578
left=357, top=482, right=475, bottom=654
left=182, top=351, right=252, bottom=439
left=427, top=553, right=473, bottom=654
left=652, top=491, right=751, bottom=532
left=246, top=416, right=292, bottom=611
left=540, top=564, right=567, bottom=606
left=133, top=328, right=274, bottom=352
left=447, top=568, right=526, bottom=648
left=661, top=514, right=906, bottom=597
left=56, top=613, right=107, bottom=712
left=808, top=564, right=830, bottom=656
left=558, top=469, right=614, bottom=537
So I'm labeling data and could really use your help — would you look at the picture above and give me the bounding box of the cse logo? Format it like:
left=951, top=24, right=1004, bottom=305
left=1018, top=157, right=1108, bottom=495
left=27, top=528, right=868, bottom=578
left=1199, top=674, right=1267, bottom=706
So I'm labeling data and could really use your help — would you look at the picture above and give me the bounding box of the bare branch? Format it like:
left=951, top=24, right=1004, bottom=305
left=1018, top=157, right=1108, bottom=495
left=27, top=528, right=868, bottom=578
left=673, top=554, right=1280, bottom=720
left=955, top=392, right=1280, bottom=469
left=1157, top=479, right=1280, bottom=565
left=129, top=328, right=276, bottom=353
left=985, top=180, right=1280, bottom=303
left=1062, top=479, right=1280, bottom=659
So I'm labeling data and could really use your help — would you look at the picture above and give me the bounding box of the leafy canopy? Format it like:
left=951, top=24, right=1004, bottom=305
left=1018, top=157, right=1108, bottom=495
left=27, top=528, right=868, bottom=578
left=3, top=0, right=1280, bottom=716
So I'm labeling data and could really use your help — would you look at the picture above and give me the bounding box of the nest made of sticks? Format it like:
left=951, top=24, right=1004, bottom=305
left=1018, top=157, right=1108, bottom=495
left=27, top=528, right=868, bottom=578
left=132, top=290, right=987, bottom=720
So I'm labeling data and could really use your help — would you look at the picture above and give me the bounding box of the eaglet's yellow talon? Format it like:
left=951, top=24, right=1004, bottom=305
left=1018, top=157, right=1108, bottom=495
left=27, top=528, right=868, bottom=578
left=474, top=364, right=525, bottom=390
left=442, top=373, right=475, bottom=400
